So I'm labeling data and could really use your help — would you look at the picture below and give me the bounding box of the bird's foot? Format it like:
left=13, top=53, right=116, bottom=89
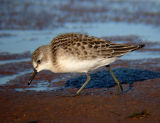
left=117, top=84, right=123, bottom=95
left=71, top=93, right=80, bottom=97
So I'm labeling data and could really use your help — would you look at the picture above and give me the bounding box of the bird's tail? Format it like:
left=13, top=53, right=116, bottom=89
left=131, top=44, right=145, bottom=51
left=137, top=44, right=145, bottom=49
left=110, top=43, right=145, bottom=57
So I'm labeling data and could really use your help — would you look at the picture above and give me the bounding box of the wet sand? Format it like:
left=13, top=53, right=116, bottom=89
left=0, top=78, right=160, bottom=123
left=1, top=0, right=160, bottom=122
left=0, top=56, right=160, bottom=122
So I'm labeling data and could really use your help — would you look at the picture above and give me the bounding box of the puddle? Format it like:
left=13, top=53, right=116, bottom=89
left=15, top=81, right=61, bottom=92
left=0, top=70, right=32, bottom=85
left=15, top=87, right=59, bottom=92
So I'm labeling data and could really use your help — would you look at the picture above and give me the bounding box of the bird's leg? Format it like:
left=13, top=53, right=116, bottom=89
left=106, top=65, right=123, bottom=94
left=75, top=73, right=91, bottom=96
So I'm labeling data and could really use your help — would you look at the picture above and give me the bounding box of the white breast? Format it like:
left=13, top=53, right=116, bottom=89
left=57, top=56, right=118, bottom=73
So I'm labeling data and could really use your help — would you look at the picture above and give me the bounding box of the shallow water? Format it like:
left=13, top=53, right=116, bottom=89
left=15, top=81, right=61, bottom=92
left=0, top=22, right=160, bottom=54
left=64, top=22, right=160, bottom=42
left=0, top=70, right=32, bottom=85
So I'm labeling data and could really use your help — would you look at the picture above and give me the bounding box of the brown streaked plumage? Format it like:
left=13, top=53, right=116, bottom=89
left=50, top=33, right=143, bottom=62
left=28, top=33, right=145, bottom=95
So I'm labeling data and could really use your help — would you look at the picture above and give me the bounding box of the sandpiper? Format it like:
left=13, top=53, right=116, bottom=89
left=28, top=33, right=145, bottom=95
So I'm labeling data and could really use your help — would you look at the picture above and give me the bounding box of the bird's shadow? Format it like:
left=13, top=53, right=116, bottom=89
left=65, top=68, right=160, bottom=93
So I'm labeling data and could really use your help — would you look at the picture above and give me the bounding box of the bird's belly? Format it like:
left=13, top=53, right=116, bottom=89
left=57, top=57, right=117, bottom=73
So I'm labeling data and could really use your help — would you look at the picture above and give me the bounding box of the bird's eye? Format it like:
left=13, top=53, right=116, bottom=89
left=37, top=60, right=41, bottom=64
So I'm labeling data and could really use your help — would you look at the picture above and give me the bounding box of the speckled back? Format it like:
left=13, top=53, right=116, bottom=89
left=50, top=33, right=139, bottom=62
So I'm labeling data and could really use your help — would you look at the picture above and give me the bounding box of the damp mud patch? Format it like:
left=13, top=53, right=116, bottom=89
left=0, top=52, right=31, bottom=60
left=65, top=68, right=160, bottom=89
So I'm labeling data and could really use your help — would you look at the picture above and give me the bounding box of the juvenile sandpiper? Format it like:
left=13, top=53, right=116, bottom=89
left=28, top=33, right=145, bottom=95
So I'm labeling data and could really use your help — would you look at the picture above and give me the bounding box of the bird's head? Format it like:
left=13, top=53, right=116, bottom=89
left=28, top=45, right=52, bottom=85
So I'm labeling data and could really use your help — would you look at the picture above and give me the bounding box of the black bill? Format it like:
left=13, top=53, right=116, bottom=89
left=28, top=69, right=38, bottom=85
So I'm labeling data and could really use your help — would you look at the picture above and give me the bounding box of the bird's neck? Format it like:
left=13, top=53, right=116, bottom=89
left=44, top=46, right=58, bottom=73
